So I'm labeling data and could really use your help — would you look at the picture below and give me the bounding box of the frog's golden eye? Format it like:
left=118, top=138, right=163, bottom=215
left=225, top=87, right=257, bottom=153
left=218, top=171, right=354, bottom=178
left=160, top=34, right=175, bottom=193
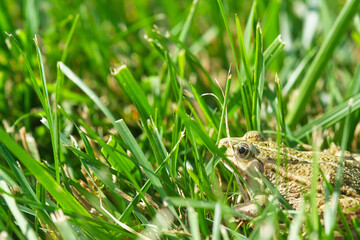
left=237, top=143, right=250, bottom=158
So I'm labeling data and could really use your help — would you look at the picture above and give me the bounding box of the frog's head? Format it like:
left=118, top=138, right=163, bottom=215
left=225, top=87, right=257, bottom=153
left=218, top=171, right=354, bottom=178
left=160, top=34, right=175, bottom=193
left=219, top=131, right=265, bottom=178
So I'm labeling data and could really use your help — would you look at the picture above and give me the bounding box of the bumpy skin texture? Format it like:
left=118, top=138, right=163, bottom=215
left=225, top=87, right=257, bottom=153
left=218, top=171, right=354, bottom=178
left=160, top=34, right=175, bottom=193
left=219, top=131, right=360, bottom=222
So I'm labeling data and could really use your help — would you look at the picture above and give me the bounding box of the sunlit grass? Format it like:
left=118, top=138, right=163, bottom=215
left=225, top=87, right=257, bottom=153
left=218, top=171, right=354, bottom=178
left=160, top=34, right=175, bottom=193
left=0, top=0, right=359, bottom=239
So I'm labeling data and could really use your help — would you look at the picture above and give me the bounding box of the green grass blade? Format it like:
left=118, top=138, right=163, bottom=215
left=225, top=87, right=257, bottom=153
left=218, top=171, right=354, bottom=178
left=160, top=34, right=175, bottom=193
left=0, top=144, right=38, bottom=203
left=34, top=36, right=52, bottom=122
left=216, top=74, right=231, bottom=143
left=216, top=0, right=255, bottom=131
left=118, top=132, right=181, bottom=221
left=189, top=83, right=218, bottom=132
left=0, top=180, right=38, bottom=240
left=274, top=74, right=287, bottom=140
left=24, top=0, right=39, bottom=35
left=59, top=115, right=147, bottom=223
left=60, top=14, right=79, bottom=63
left=310, top=134, right=320, bottom=234
left=347, top=63, right=360, bottom=98
left=293, top=94, right=360, bottom=139
left=252, top=23, right=265, bottom=130
left=33, top=37, right=62, bottom=187
left=262, top=0, right=281, bottom=56
left=58, top=62, right=173, bottom=212
left=212, top=202, right=222, bottom=240
left=165, top=49, right=181, bottom=102
left=165, top=197, right=250, bottom=220
left=59, top=62, right=117, bottom=123
left=145, top=119, right=176, bottom=189
left=0, top=129, right=91, bottom=217
left=183, top=98, right=207, bottom=135
left=187, top=206, right=201, bottom=240
left=51, top=210, right=81, bottom=240
left=0, top=144, right=54, bottom=227
left=149, top=31, right=223, bottom=100
left=66, top=146, right=129, bottom=207
left=264, top=35, right=285, bottom=69
left=78, top=119, right=142, bottom=192
left=216, top=0, right=241, bottom=79
left=54, top=16, right=80, bottom=187
left=235, top=15, right=252, bottom=81
left=59, top=64, right=169, bottom=189
left=178, top=0, right=198, bottom=43
left=112, top=65, right=152, bottom=121
left=5, top=33, right=47, bottom=118
left=286, top=0, right=360, bottom=127
left=282, top=49, right=316, bottom=94
left=244, top=1, right=256, bottom=51
left=59, top=62, right=161, bottom=175
left=0, top=202, right=26, bottom=239
left=115, top=119, right=167, bottom=198
left=324, top=101, right=353, bottom=238
left=102, top=136, right=142, bottom=184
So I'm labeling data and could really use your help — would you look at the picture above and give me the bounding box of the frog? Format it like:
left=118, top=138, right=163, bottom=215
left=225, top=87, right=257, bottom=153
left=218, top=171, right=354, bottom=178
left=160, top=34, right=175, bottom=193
left=218, top=131, right=360, bottom=225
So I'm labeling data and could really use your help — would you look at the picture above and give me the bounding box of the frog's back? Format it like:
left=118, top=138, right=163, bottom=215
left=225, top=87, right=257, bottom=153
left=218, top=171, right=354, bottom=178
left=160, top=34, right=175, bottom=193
left=341, top=155, right=360, bottom=195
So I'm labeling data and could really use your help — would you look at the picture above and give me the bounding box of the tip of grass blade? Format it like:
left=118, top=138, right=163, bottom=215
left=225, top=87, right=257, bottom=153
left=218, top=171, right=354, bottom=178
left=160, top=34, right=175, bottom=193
left=110, top=64, right=127, bottom=76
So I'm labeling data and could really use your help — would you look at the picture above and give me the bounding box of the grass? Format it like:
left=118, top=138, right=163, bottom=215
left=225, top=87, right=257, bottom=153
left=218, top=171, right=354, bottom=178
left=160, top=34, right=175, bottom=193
left=0, top=0, right=360, bottom=239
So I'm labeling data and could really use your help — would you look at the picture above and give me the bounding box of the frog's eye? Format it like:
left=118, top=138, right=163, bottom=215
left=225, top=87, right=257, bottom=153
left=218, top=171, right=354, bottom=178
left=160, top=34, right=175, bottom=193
left=237, top=143, right=250, bottom=158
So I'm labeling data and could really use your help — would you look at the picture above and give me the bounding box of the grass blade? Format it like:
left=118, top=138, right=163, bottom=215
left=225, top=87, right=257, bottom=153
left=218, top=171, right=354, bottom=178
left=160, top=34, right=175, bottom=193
left=264, top=35, right=285, bottom=69
left=217, top=0, right=253, bottom=129
left=115, top=119, right=166, bottom=198
left=0, top=144, right=54, bottom=227
left=212, top=202, right=222, bottom=240
left=188, top=206, right=201, bottom=240
left=0, top=180, right=38, bottom=240
left=59, top=62, right=117, bottom=123
left=294, top=94, right=360, bottom=139
left=235, top=15, right=252, bottom=81
left=252, top=23, right=265, bottom=130
left=112, top=65, right=152, bottom=121
left=286, top=0, right=360, bottom=127
left=0, top=129, right=91, bottom=217
left=216, top=74, right=231, bottom=143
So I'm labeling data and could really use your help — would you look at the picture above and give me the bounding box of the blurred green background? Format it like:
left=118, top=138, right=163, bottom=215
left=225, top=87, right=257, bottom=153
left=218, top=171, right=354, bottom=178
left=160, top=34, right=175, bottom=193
left=1, top=0, right=359, bottom=140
